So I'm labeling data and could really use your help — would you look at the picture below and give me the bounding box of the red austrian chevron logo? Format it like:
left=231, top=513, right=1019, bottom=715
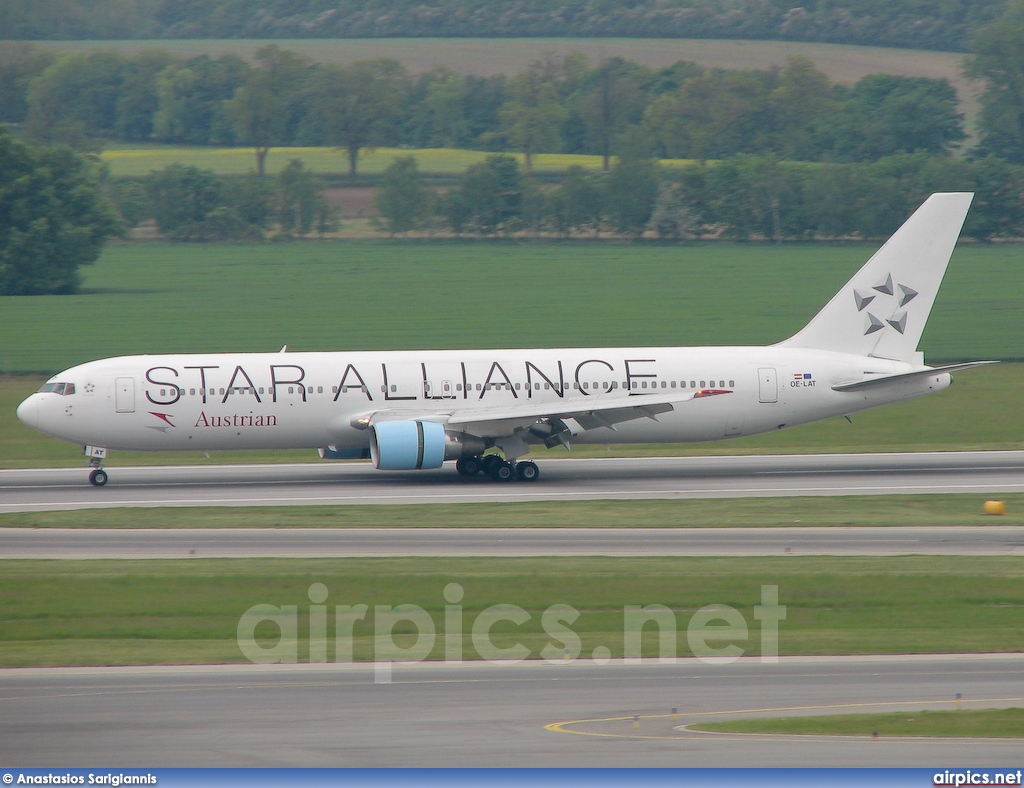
left=147, top=412, right=176, bottom=432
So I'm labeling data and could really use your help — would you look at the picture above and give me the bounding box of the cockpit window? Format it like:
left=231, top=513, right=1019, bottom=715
left=38, top=382, right=75, bottom=396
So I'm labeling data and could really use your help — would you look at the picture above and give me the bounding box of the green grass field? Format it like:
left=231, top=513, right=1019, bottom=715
left=1, top=556, right=1020, bottom=667
left=3, top=240, right=1020, bottom=371
left=3, top=239, right=1021, bottom=466
left=101, top=145, right=617, bottom=177
left=691, top=708, right=1024, bottom=738
left=3, top=493, right=1023, bottom=528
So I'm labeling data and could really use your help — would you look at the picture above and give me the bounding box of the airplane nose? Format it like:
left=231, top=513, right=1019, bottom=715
left=16, top=395, right=40, bottom=430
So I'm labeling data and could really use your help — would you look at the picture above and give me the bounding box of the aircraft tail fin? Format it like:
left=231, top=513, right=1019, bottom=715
left=778, top=192, right=973, bottom=362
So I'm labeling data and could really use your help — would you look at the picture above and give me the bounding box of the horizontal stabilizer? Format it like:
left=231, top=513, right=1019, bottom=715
left=832, top=361, right=997, bottom=392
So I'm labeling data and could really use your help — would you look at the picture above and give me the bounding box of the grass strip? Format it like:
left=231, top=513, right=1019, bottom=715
left=101, top=146, right=623, bottom=178
left=1, top=556, right=1021, bottom=667
left=2, top=494, right=1023, bottom=529
left=690, top=708, right=1024, bottom=738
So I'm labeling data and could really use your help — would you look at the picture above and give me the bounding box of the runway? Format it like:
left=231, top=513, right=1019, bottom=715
left=4, top=452, right=1022, bottom=768
left=4, top=525, right=1024, bottom=558
left=3, top=451, right=1024, bottom=513
left=1, top=656, right=1021, bottom=767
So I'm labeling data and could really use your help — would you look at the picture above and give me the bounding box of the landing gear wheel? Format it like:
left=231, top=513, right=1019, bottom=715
left=487, top=460, right=514, bottom=482
left=89, top=469, right=108, bottom=487
left=456, top=457, right=482, bottom=476
left=515, top=461, right=540, bottom=482
left=480, top=455, right=503, bottom=476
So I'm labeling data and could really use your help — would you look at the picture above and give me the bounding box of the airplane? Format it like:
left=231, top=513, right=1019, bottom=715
left=17, top=192, right=992, bottom=487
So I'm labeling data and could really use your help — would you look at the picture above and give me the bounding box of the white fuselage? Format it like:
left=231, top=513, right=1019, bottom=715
left=17, top=346, right=950, bottom=454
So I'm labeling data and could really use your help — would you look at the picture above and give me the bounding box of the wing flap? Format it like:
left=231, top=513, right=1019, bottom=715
left=447, top=390, right=693, bottom=427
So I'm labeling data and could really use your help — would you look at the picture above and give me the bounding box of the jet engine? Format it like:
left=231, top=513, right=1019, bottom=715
left=370, top=420, right=485, bottom=470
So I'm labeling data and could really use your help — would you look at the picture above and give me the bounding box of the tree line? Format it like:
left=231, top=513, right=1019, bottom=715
left=8, top=129, right=1024, bottom=298
left=0, top=0, right=1008, bottom=52
left=99, top=149, right=1024, bottom=244
left=1, top=45, right=970, bottom=174
left=125, top=159, right=337, bottom=241
left=373, top=152, right=1024, bottom=242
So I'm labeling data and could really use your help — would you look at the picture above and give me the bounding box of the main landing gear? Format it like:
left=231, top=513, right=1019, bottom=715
left=456, top=455, right=540, bottom=482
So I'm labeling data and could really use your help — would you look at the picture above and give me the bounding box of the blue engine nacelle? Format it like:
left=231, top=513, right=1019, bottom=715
left=370, top=420, right=446, bottom=470
left=370, top=420, right=486, bottom=470
left=318, top=446, right=371, bottom=460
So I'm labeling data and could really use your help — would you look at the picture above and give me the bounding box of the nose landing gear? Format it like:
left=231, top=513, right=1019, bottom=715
left=84, top=445, right=109, bottom=487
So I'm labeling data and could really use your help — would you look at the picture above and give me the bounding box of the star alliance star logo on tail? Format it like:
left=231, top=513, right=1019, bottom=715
left=147, top=412, right=175, bottom=432
left=854, top=273, right=918, bottom=336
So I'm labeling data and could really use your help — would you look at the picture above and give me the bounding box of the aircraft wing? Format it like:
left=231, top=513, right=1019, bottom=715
left=445, top=387, right=731, bottom=429
left=347, top=388, right=733, bottom=443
